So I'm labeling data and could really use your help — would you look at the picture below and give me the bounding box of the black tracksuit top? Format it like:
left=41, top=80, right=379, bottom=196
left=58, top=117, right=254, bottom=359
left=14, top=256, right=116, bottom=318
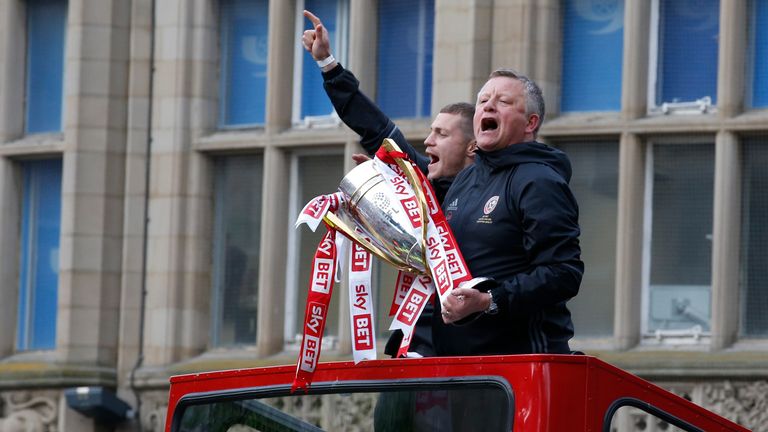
left=433, top=143, right=584, bottom=355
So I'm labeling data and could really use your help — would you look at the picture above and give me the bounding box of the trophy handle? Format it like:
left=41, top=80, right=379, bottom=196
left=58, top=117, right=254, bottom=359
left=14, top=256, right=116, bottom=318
left=380, top=138, right=431, bottom=277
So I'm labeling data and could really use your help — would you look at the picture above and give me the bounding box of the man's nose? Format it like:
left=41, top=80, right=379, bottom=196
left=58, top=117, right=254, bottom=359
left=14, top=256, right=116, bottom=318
left=424, top=133, right=435, bottom=146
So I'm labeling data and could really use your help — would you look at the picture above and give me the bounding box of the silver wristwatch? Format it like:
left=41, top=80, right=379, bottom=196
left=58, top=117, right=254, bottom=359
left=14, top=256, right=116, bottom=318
left=485, top=291, right=499, bottom=315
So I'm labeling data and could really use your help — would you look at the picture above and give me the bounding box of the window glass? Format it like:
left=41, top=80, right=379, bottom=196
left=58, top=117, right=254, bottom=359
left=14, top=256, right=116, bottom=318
left=741, top=140, right=768, bottom=336
left=376, top=0, right=434, bottom=118
left=655, top=0, right=719, bottom=106
left=646, top=143, right=714, bottom=333
left=25, top=0, right=67, bottom=133
left=556, top=141, right=618, bottom=337
left=175, top=382, right=511, bottom=431
left=219, top=0, right=269, bottom=127
left=750, top=0, right=768, bottom=108
left=17, top=159, right=62, bottom=351
left=211, top=155, right=263, bottom=347
left=299, top=0, right=348, bottom=119
left=561, top=0, right=624, bottom=112
left=291, top=154, right=344, bottom=340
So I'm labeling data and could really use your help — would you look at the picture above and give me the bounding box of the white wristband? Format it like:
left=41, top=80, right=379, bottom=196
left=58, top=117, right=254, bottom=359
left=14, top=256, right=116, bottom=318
left=316, top=54, right=335, bottom=68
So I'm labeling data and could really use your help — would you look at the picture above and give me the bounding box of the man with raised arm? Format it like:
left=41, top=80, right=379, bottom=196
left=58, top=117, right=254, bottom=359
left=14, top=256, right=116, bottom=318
left=301, top=10, right=475, bottom=356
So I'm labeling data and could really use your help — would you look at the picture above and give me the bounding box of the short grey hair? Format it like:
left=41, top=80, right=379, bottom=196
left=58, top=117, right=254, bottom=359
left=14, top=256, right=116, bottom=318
left=488, top=69, right=545, bottom=136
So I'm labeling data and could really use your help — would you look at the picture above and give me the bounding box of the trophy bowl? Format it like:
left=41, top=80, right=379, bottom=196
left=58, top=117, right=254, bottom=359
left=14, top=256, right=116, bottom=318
left=326, top=159, right=428, bottom=275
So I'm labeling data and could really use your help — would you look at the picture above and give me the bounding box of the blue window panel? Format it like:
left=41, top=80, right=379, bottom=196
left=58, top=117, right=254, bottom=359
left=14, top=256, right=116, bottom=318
left=220, top=0, right=269, bottom=127
left=376, top=0, right=434, bottom=118
left=26, top=0, right=67, bottom=133
left=301, top=0, right=346, bottom=118
left=17, top=159, right=62, bottom=351
left=561, top=0, right=624, bottom=112
left=751, top=0, right=768, bottom=107
left=656, top=0, right=719, bottom=105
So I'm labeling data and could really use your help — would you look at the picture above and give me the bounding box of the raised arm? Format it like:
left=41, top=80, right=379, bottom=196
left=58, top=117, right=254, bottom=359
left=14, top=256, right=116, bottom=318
left=301, top=10, right=429, bottom=173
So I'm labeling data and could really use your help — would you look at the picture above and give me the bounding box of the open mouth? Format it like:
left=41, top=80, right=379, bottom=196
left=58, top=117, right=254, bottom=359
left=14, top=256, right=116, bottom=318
left=481, top=118, right=498, bottom=132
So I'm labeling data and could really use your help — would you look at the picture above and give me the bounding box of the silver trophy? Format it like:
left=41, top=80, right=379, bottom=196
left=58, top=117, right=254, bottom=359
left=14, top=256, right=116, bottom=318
left=323, top=139, right=430, bottom=275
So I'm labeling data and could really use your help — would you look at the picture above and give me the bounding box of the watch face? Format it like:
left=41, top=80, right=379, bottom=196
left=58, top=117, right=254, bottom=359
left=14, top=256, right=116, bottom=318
left=486, top=293, right=498, bottom=315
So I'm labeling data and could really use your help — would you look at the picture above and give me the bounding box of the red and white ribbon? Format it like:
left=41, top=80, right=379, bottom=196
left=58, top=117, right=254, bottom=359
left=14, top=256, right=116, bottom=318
left=348, top=228, right=376, bottom=363
left=292, top=229, right=338, bottom=392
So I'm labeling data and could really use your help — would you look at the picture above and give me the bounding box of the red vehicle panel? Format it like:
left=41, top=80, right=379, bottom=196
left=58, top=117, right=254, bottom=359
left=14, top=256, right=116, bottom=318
left=165, top=354, right=748, bottom=431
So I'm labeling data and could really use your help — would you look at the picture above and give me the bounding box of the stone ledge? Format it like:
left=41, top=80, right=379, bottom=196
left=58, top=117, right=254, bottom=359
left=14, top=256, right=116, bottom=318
left=589, top=350, right=768, bottom=380
left=0, top=361, right=117, bottom=389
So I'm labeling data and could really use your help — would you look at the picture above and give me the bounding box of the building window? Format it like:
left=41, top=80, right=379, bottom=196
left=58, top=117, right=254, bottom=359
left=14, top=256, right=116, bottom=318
left=294, top=0, right=349, bottom=125
left=643, top=143, right=714, bottom=339
left=211, top=155, right=263, bottom=347
left=219, top=0, right=269, bottom=127
left=17, top=158, right=62, bottom=351
left=741, top=140, right=768, bottom=337
left=650, top=0, right=719, bottom=112
left=286, top=152, right=344, bottom=344
left=376, top=0, right=434, bottom=118
left=25, top=0, right=67, bottom=134
left=749, top=0, right=768, bottom=108
left=560, top=0, right=624, bottom=112
left=556, top=141, right=619, bottom=337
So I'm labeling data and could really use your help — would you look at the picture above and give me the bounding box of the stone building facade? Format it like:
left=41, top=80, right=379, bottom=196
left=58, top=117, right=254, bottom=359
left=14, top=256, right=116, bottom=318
left=0, top=0, right=766, bottom=431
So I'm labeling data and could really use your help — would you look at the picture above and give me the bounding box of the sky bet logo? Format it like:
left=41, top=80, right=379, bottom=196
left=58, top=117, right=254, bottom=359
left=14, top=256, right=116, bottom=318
left=300, top=301, right=327, bottom=372
left=351, top=242, right=371, bottom=272
left=353, top=313, right=374, bottom=350
left=311, top=258, right=334, bottom=294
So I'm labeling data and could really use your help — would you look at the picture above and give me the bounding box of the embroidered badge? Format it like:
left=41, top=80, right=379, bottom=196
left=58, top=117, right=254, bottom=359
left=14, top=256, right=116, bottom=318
left=483, top=196, right=499, bottom=214
left=477, top=195, right=499, bottom=224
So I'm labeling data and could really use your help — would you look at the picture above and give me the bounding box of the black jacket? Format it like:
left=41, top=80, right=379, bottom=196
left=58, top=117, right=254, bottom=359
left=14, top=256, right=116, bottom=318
left=433, top=142, right=583, bottom=355
left=322, top=63, right=438, bottom=356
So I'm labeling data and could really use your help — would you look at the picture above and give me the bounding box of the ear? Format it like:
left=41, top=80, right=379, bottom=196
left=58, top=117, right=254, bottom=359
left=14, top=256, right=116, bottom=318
left=525, top=114, right=540, bottom=135
left=466, top=140, right=477, bottom=157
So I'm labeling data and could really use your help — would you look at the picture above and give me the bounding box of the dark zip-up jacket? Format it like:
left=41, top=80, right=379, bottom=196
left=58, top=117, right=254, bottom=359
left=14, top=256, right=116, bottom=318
left=433, top=142, right=583, bottom=355
left=322, top=63, right=440, bottom=356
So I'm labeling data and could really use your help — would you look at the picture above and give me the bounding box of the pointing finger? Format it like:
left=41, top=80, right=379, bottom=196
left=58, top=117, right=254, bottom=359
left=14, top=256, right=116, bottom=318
left=303, top=10, right=322, bottom=28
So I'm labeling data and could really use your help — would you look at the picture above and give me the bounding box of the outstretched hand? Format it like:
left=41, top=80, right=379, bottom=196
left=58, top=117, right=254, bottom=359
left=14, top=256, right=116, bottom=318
left=301, top=10, right=332, bottom=62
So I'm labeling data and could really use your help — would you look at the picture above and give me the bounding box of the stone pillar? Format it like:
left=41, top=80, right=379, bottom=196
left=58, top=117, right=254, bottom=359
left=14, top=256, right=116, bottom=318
left=144, top=0, right=216, bottom=366
left=0, top=159, right=20, bottom=358
left=265, top=0, right=296, bottom=134
left=256, top=146, right=290, bottom=357
left=621, top=0, right=651, bottom=119
left=117, top=0, right=154, bottom=407
left=0, top=0, right=25, bottom=142
left=614, top=133, right=645, bottom=350
left=348, top=0, right=377, bottom=98
left=433, top=0, right=493, bottom=111
left=57, top=0, right=131, bottom=365
left=710, top=131, right=741, bottom=350
left=717, top=0, right=747, bottom=117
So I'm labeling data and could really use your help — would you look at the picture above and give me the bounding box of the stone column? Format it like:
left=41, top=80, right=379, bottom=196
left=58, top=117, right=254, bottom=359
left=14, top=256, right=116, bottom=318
left=614, top=132, right=646, bottom=350
left=717, top=0, right=747, bottom=117
left=256, top=146, right=290, bottom=357
left=265, top=0, right=296, bottom=134
left=348, top=0, right=377, bottom=97
left=621, top=0, right=651, bottom=120
left=433, top=0, right=493, bottom=112
left=710, top=131, right=741, bottom=350
left=143, top=0, right=216, bottom=366
left=57, top=0, right=131, bottom=365
left=0, top=0, right=25, bottom=142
